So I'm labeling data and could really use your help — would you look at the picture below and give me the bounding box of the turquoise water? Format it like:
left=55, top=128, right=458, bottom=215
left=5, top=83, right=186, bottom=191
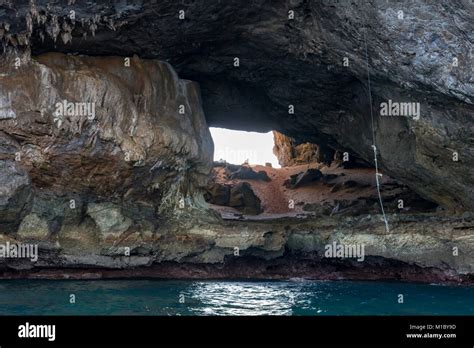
left=0, top=280, right=473, bottom=315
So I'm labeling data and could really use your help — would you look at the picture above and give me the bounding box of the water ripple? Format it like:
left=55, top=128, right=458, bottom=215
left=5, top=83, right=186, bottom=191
left=0, top=279, right=472, bottom=315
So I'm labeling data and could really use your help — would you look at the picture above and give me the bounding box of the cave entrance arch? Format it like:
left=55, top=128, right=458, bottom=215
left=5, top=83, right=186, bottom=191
left=205, top=127, right=438, bottom=219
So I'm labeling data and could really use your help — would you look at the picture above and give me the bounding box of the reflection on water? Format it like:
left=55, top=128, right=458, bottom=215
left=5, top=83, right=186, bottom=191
left=186, top=282, right=304, bottom=315
left=0, top=279, right=473, bottom=316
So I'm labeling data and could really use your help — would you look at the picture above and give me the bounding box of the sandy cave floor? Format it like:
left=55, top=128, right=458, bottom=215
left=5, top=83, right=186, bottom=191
left=206, top=162, right=423, bottom=221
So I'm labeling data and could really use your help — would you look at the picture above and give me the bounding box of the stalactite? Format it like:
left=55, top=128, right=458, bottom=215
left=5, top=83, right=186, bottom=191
left=106, top=18, right=116, bottom=31
left=26, top=14, right=33, bottom=34
left=89, top=23, right=97, bottom=37
left=46, top=15, right=60, bottom=42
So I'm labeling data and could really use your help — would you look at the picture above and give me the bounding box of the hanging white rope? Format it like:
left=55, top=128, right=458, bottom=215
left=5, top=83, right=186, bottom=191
left=363, top=28, right=390, bottom=233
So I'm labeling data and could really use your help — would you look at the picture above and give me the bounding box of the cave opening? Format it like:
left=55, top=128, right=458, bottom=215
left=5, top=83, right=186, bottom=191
left=205, top=128, right=439, bottom=220
left=209, top=127, right=280, bottom=168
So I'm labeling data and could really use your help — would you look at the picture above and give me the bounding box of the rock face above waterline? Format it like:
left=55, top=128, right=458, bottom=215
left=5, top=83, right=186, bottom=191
left=1, top=213, right=473, bottom=284
left=0, top=52, right=216, bottom=267
left=0, top=52, right=213, bottom=223
left=0, top=1, right=472, bottom=282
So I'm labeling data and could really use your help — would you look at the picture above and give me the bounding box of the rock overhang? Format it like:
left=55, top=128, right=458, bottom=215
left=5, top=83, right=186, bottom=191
left=0, top=0, right=473, bottom=209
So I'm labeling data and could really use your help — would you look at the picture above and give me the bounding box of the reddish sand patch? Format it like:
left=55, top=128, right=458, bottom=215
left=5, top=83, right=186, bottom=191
left=209, top=162, right=403, bottom=218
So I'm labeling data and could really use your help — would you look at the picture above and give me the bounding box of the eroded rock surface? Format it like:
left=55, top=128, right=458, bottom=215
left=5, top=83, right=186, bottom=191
left=273, top=131, right=331, bottom=167
left=1, top=212, right=473, bottom=283
left=0, top=52, right=214, bottom=268
left=0, top=0, right=470, bottom=208
left=0, top=1, right=472, bottom=282
left=0, top=52, right=213, bottom=214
